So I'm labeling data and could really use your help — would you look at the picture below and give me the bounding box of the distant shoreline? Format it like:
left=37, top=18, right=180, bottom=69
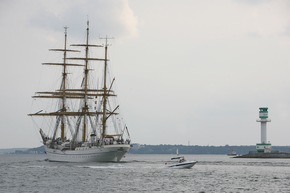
left=129, top=144, right=290, bottom=155
left=1, top=144, right=290, bottom=155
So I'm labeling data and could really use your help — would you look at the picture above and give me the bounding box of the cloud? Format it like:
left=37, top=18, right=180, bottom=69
left=0, top=0, right=138, bottom=148
left=281, top=23, right=290, bottom=37
left=26, top=0, right=138, bottom=39
left=231, top=0, right=290, bottom=39
left=2, top=0, right=290, bottom=147
left=233, top=0, right=272, bottom=6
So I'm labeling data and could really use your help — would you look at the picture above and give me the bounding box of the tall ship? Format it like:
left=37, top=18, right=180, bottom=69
left=29, top=22, right=131, bottom=162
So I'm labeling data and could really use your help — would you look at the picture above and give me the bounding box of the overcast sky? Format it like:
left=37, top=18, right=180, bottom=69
left=1, top=0, right=290, bottom=148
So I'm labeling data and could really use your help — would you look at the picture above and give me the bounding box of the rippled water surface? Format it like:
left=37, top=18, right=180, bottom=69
left=1, top=154, right=290, bottom=192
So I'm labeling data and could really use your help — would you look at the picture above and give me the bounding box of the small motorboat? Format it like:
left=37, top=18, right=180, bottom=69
left=166, top=156, right=197, bottom=169
left=227, top=150, right=237, bottom=156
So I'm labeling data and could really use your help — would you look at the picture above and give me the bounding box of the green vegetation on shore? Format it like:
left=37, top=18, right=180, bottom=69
left=2, top=144, right=290, bottom=155
left=129, top=144, right=290, bottom=155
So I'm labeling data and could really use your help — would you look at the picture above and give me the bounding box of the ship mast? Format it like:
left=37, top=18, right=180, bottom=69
left=29, top=24, right=120, bottom=147
left=61, top=27, right=68, bottom=142
left=68, top=21, right=106, bottom=143
left=82, top=21, right=90, bottom=142
left=28, top=27, right=82, bottom=143
left=99, top=36, right=119, bottom=140
left=102, top=37, right=109, bottom=139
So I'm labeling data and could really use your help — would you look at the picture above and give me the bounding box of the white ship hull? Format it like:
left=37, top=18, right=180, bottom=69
left=44, top=144, right=130, bottom=162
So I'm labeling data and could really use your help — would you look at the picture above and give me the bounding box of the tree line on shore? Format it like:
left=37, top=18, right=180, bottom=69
left=129, top=144, right=290, bottom=155
left=2, top=144, right=290, bottom=154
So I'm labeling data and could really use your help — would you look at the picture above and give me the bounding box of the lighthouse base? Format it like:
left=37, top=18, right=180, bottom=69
left=256, top=143, right=272, bottom=153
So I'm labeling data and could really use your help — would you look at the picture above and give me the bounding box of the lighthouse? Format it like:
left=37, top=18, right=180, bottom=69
left=256, top=107, right=272, bottom=153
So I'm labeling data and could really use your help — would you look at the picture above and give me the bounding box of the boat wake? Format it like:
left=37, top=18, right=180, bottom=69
left=79, top=165, right=125, bottom=169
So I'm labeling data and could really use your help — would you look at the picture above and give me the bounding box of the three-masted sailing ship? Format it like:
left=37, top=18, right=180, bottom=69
left=29, top=22, right=131, bottom=162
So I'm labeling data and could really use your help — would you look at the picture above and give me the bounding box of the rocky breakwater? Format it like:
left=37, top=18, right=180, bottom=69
left=234, top=151, right=290, bottom=159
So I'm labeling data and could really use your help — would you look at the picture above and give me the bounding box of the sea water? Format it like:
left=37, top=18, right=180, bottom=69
left=0, top=154, right=290, bottom=193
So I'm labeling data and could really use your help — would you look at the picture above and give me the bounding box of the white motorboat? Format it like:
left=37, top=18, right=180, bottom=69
left=166, top=156, right=197, bottom=169
left=227, top=149, right=237, bottom=156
